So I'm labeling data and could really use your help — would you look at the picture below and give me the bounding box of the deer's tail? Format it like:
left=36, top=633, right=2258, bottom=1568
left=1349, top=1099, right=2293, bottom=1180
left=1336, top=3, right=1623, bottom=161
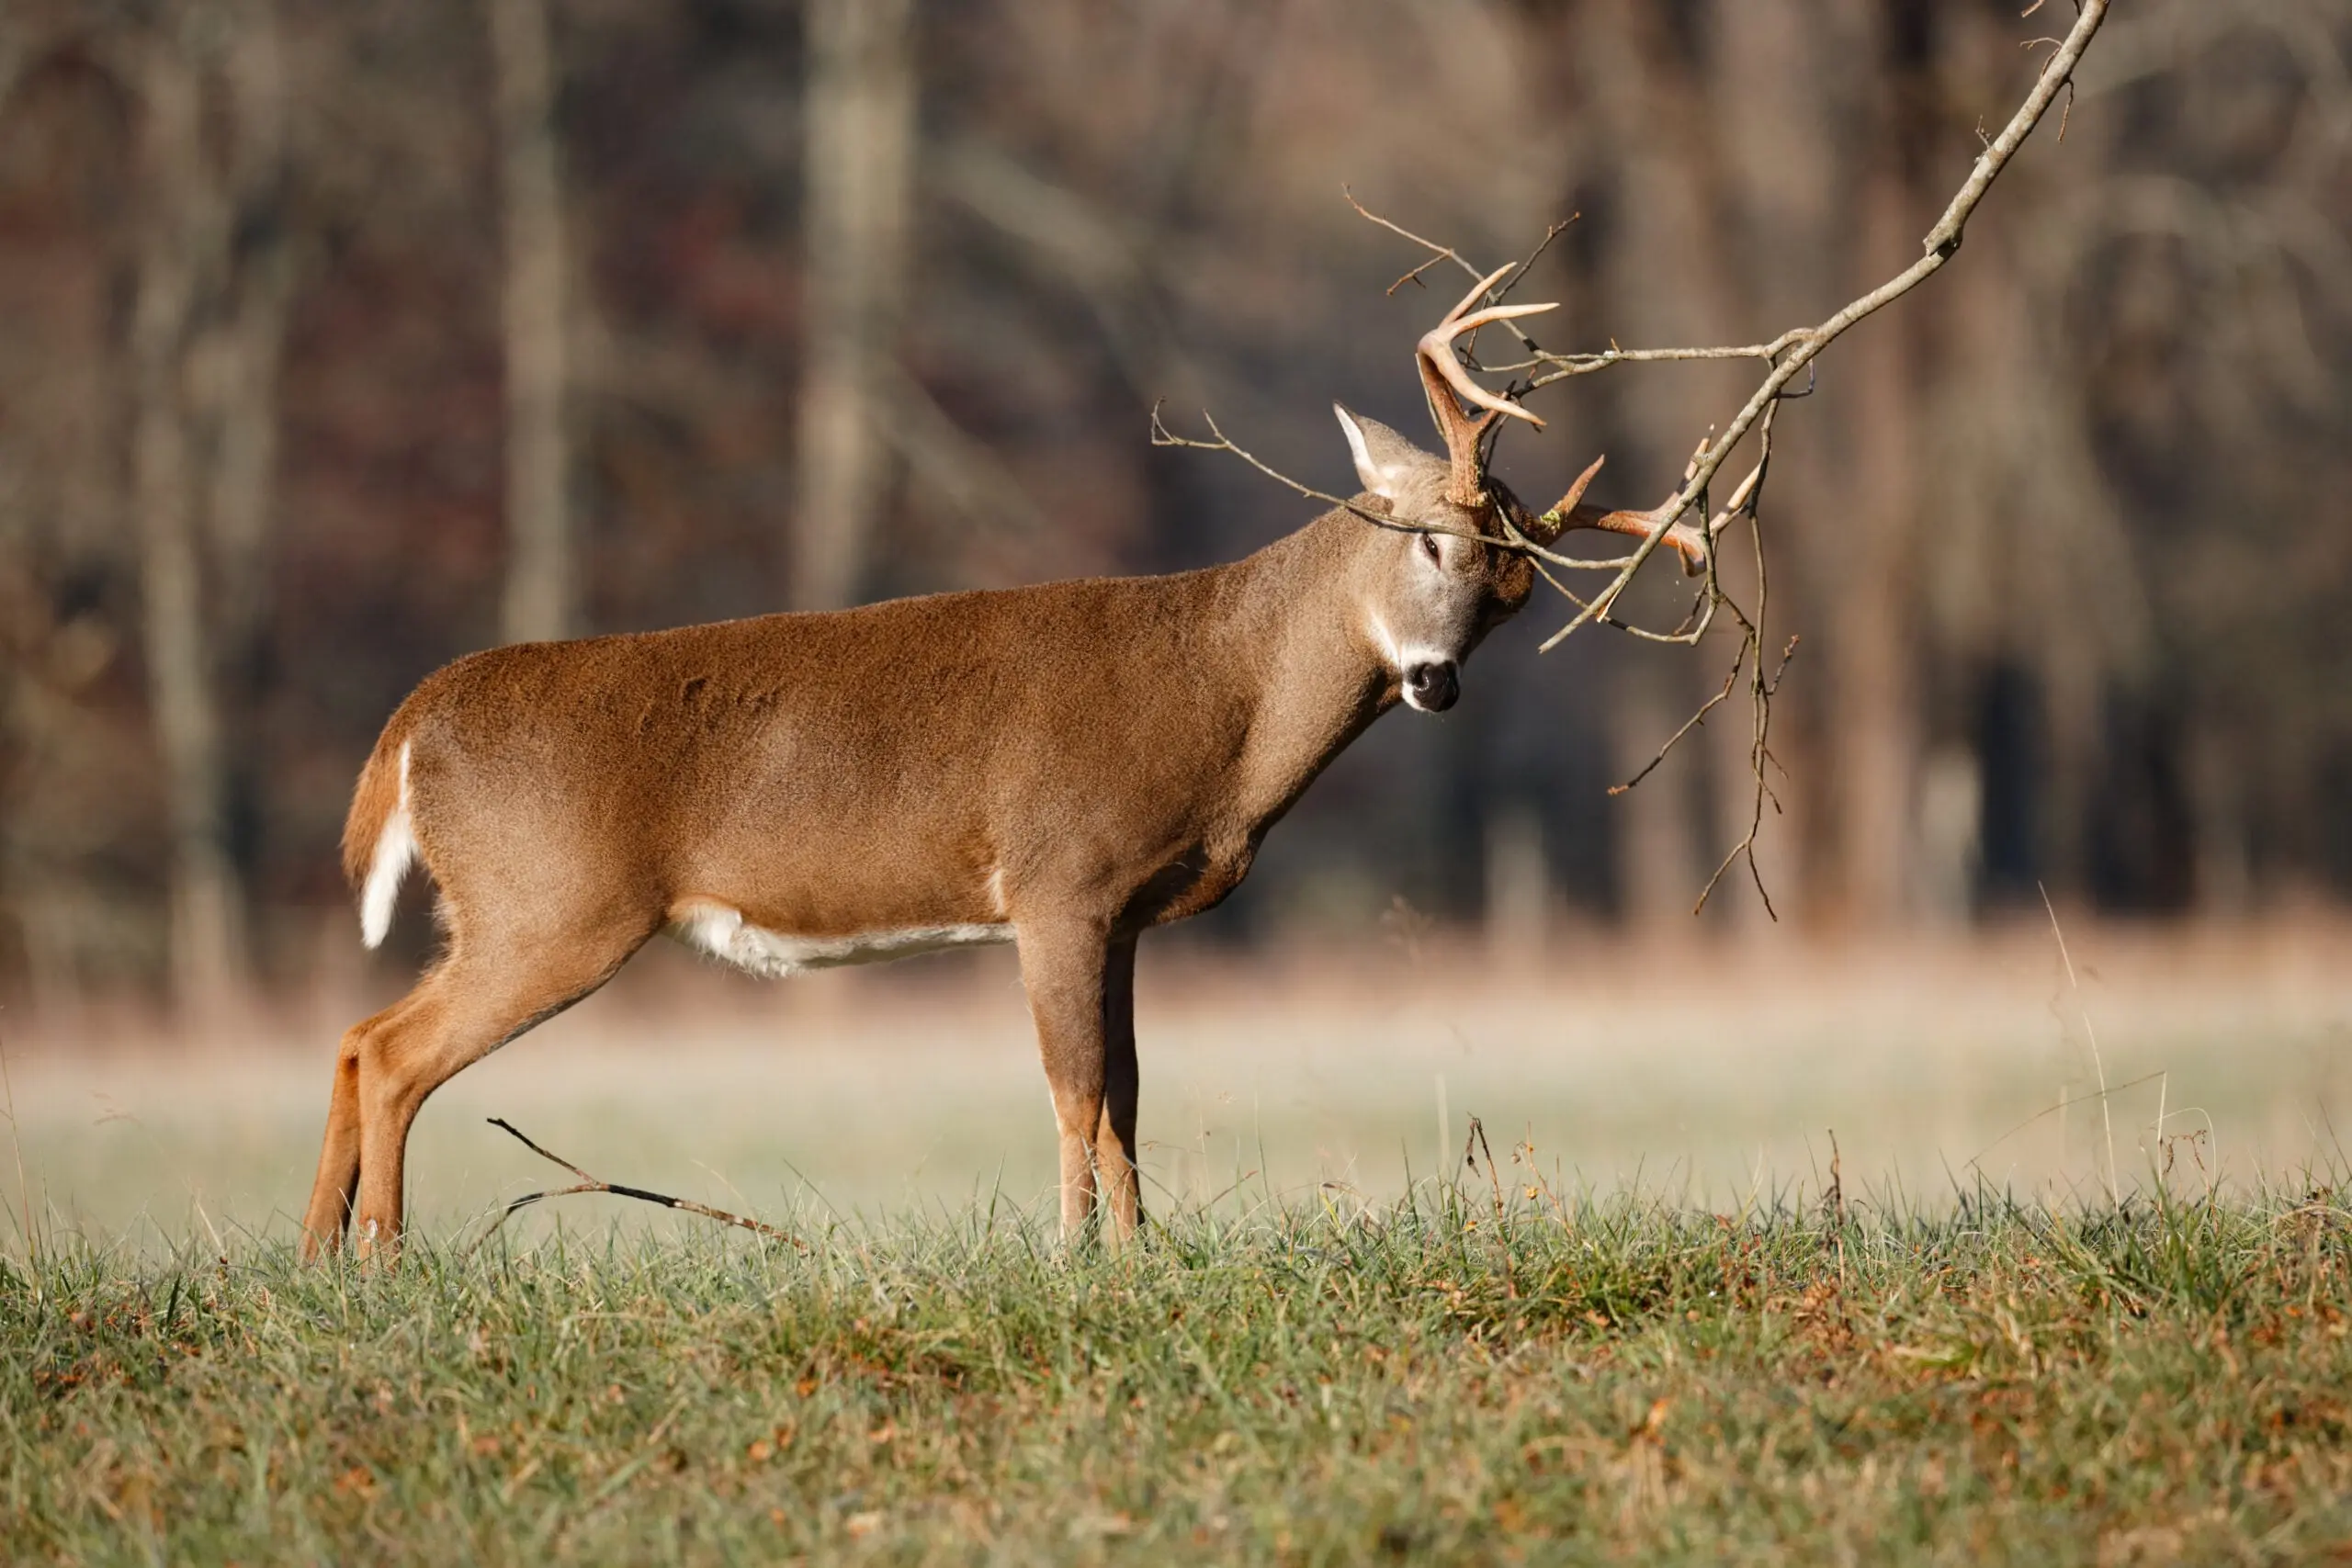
left=344, top=727, right=420, bottom=950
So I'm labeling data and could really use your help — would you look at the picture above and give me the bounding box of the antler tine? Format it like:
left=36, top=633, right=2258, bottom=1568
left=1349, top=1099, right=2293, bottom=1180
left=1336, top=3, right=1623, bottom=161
left=1423, top=311, right=1555, bottom=423
left=1568, top=506, right=1712, bottom=575
left=1507, top=456, right=1706, bottom=573
left=1415, top=264, right=1557, bottom=505
left=1436, top=264, right=1518, bottom=329
left=1452, top=300, right=1559, bottom=333
left=1550, top=454, right=1607, bottom=518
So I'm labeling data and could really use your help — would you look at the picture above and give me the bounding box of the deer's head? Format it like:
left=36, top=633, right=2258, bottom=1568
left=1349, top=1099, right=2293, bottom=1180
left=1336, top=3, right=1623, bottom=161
left=1334, top=267, right=1558, bottom=715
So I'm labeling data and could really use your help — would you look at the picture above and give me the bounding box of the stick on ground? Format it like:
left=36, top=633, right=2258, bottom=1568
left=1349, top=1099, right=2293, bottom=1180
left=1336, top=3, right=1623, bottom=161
left=471, top=1116, right=810, bottom=1253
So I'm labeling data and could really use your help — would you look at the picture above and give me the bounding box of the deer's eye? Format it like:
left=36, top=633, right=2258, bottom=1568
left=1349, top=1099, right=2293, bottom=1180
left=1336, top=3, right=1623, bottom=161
left=1419, top=532, right=1442, bottom=566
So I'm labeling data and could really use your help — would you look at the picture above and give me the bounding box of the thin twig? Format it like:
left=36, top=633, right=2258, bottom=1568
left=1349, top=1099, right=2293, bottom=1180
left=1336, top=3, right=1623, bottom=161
left=2041, top=887, right=2120, bottom=1206
left=1694, top=398, right=1793, bottom=916
left=1463, top=1114, right=1517, bottom=1299
left=1515, top=334, right=1802, bottom=381
left=1505, top=214, right=1579, bottom=304
left=0, top=1018, right=35, bottom=1271
left=1825, top=1129, right=1846, bottom=1228
left=1694, top=635, right=1797, bottom=919
left=1826, top=1129, right=1847, bottom=1282
left=469, top=1117, right=810, bottom=1254
left=1613, top=651, right=1745, bottom=799
left=1962, top=1069, right=2169, bottom=1171
left=1466, top=1116, right=1507, bottom=1224
left=1345, top=185, right=1480, bottom=295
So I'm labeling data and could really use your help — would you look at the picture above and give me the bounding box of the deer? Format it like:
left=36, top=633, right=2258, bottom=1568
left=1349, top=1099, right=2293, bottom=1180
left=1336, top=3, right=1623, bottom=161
left=300, top=268, right=1706, bottom=1260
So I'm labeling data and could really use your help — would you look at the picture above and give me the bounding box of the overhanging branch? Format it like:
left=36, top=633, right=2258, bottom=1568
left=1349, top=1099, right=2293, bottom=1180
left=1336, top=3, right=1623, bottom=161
left=1155, top=0, right=2110, bottom=919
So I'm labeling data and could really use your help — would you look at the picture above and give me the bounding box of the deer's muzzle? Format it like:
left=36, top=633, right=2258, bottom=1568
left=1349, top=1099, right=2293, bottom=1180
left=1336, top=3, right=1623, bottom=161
left=1404, top=660, right=1459, bottom=713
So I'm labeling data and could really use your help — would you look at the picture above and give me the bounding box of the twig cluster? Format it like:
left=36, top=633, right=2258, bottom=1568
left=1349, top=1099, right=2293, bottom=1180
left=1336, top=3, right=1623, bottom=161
left=1157, top=0, right=2110, bottom=918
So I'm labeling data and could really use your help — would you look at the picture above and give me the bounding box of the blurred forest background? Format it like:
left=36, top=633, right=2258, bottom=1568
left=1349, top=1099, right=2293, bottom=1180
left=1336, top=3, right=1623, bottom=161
left=0, top=0, right=2346, bottom=1021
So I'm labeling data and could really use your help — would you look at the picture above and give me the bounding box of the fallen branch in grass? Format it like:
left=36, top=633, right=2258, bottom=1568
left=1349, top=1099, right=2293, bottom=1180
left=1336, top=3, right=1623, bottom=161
left=469, top=1116, right=809, bottom=1253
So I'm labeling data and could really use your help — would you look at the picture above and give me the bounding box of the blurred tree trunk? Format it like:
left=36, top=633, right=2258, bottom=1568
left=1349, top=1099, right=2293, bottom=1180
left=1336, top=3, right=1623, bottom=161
left=1705, top=0, right=1846, bottom=928
left=1611, top=656, right=1700, bottom=931
left=1823, top=4, right=1930, bottom=928
left=1583, top=0, right=1757, bottom=928
left=794, top=0, right=913, bottom=610
left=1484, top=801, right=1550, bottom=965
left=197, top=5, right=293, bottom=954
left=202, top=258, right=290, bottom=677
left=204, top=9, right=291, bottom=677
left=491, top=0, right=575, bottom=644
left=130, top=39, right=245, bottom=1016
left=1702, top=0, right=1915, bottom=928
left=1828, top=180, right=1921, bottom=925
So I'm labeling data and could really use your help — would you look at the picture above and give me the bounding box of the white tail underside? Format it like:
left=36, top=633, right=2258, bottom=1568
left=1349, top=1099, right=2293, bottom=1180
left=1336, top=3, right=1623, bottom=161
left=359, top=741, right=416, bottom=949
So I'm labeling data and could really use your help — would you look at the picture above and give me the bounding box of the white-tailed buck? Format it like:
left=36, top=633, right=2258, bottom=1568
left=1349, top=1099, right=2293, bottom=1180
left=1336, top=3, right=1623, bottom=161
left=301, top=270, right=1704, bottom=1258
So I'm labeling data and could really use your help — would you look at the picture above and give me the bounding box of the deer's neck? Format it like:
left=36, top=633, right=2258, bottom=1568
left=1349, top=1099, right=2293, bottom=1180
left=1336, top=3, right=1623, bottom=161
left=1215, top=512, right=1394, bottom=828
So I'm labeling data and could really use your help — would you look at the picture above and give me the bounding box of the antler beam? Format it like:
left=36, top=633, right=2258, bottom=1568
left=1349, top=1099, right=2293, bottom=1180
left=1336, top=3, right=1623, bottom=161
left=1414, top=265, right=1555, bottom=506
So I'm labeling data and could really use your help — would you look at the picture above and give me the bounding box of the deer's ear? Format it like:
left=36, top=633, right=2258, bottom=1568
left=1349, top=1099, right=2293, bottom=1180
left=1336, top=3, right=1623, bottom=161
left=1334, top=404, right=1424, bottom=502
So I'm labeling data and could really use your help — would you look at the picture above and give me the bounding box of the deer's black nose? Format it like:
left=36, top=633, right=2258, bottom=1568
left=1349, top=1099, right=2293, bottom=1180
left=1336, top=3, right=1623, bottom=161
left=1404, top=660, right=1458, bottom=713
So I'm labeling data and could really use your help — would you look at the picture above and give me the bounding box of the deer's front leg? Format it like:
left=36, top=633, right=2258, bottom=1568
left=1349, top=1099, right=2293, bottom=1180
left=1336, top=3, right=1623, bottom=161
left=1095, top=936, right=1143, bottom=1245
left=1017, top=919, right=1120, bottom=1242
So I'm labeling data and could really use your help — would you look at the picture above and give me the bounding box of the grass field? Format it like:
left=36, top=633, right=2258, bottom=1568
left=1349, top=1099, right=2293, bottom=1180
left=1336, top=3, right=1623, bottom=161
left=5, top=926, right=2352, bottom=1561
left=5, top=1178, right=2351, bottom=1564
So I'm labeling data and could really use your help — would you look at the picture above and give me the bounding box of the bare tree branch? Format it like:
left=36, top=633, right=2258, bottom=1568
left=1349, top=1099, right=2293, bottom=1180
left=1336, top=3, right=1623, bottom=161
left=1164, top=0, right=2110, bottom=920
left=1535, top=0, right=2110, bottom=650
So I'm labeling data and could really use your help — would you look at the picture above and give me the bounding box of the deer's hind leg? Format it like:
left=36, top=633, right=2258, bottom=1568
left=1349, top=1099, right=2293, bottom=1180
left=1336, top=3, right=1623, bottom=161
left=342, top=915, right=653, bottom=1261
left=300, top=990, right=424, bottom=1259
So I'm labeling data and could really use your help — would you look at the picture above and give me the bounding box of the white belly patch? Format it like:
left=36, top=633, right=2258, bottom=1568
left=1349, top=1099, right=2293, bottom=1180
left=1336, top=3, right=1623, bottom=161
left=667, top=901, right=1012, bottom=979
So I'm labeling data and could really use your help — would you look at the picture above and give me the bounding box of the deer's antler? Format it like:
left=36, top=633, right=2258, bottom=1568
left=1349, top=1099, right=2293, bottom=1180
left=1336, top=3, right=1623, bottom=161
left=1415, top=265, right=1555, bottom=508
left=1502, top=455, right=1710, bottom=576
left=1553, top=503, right=1711, bottom=576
